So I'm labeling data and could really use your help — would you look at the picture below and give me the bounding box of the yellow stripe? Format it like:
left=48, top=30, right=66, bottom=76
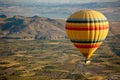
left=100, top=29, right=109, bottom=41
left=66, top=22, right=109, bottom=28
left=73, top=42, right=102, bottom=45
left=66, top=29, right=108, bottom=40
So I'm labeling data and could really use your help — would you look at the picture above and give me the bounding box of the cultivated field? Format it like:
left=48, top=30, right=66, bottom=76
left=0, top=38, right=120, bottom=80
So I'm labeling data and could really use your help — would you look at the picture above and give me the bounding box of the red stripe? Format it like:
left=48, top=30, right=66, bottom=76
left=74, top=44, right=100, bottom=48
left=66, top=26, right=109, bottom=30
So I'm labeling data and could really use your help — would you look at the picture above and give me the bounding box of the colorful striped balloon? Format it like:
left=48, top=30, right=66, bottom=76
left=65, top=10, right=109, bottom=61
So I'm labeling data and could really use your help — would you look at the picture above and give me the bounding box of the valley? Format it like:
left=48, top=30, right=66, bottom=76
left=0, top=37, right=120, bottom=80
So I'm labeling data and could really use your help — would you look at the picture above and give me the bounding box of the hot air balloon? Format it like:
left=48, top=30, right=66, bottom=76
left=65, top=10, right=109, bottom=63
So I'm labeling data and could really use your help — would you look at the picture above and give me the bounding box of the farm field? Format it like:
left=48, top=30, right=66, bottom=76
left=0, top=38, right=120, bottom=80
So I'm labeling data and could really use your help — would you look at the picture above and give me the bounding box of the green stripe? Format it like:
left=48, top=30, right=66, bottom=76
left=66, top=18, right=108, bottom=23
left=71, top=39, right=104, bottom=43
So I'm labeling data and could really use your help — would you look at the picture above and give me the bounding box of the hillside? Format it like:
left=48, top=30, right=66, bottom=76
left=109, top=21, right=120, bottom=36
left=0, top=15, right=120, bottom=40
left=0, top=15, right=66, bottom=40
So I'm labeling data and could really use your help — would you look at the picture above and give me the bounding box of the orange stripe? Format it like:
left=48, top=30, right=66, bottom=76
left=66, top=26, right=108, bottom=30
left=74, top=44, right=101, bottom=48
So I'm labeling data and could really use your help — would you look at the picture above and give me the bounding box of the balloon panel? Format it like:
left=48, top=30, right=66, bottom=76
left=66, top=30, right=108, bottom=41
left=65, top=10, right=109, bottom=60
left=73, top=42, right=102, bottom=59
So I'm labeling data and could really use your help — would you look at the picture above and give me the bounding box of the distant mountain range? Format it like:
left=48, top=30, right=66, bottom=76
left=0, top=15, right=66, bottom=40
left=0, top=15, right=120, bottom=40
left=0, top=0, right=120, bottom=19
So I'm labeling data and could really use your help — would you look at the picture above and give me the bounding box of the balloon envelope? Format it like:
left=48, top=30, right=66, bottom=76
left=65, top=10, right=109, bottom=60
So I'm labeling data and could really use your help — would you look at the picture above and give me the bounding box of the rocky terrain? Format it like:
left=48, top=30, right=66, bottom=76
left=0, top=14, right=120, bottom=40
left=0, top=15, right=66, bottom=40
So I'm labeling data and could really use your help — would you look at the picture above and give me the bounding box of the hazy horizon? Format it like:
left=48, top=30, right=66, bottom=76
left=0, top=0, right=120, bottom=19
